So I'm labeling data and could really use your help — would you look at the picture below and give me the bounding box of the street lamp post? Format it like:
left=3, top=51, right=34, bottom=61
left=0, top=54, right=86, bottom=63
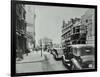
left=41, top=42, right=42, bottom=56
left=40, top=40, right=42, bottom=57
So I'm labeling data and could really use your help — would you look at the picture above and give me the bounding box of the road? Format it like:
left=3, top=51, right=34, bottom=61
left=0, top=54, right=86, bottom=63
left=16, top=51, right=67, bottom=73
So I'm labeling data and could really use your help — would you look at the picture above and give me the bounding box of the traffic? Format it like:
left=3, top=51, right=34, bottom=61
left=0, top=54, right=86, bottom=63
left=51, top=44, right=95, bottom=70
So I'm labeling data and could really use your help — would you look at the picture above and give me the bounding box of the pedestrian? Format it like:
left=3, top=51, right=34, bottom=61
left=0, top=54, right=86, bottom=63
left=19, top=49, right=23, bottom=60
left=25, top=49, right=30, bottom=56
left=16, top=49, right=20, bottom=61
left=16, top=49, right=18, bottom=58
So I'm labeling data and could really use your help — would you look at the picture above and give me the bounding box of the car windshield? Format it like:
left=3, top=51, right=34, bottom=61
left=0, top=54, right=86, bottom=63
left=79, top=46, right=94, bottom=56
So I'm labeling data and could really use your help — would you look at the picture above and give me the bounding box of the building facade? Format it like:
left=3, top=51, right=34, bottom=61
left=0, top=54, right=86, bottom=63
left=62, top=18, right=87, bottom=47
left=26, top=23, right=35, bottom=51
left=81, top=9, right=95, bottom=45
left=71, top=18, right=86, bottom=44
left=61, top=20, right=73, bottom=47
left=25, top=5, right=36, bottom=51
left=62, top=9, right=95, bottom=48
left=16, top=4, right=27, bottom=55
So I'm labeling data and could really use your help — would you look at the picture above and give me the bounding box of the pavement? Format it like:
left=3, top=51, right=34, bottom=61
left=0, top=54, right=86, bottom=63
left=16, top=51, right=67, bottom=73
left=16, top=51, right=45, bottom=64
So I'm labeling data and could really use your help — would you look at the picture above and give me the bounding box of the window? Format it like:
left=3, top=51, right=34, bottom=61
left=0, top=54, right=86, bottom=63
left=76, top=26, right=80, bottom=33
left=76, top=28, right=80, bottom=33
left=86, top=19, right=88, bottom=23
left=73, top=27, right=75, bottom=33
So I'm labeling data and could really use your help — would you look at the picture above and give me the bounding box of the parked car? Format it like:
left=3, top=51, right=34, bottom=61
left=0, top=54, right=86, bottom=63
left=51, top=48, right=64, bottom=61
left=62, top=44, right=95, bottom=70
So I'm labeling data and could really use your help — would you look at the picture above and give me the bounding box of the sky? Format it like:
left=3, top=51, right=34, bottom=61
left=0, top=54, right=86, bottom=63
left=25, top=5, right=89, bottom=45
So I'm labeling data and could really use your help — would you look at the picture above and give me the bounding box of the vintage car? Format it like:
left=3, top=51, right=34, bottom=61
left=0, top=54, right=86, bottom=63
left=52, top=48, right=64, bottom=60
left=62, top=44, right=95, bottom=70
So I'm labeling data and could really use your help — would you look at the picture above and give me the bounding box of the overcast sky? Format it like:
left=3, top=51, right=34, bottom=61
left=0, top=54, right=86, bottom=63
left=25, top=5, right=89, bottom=45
